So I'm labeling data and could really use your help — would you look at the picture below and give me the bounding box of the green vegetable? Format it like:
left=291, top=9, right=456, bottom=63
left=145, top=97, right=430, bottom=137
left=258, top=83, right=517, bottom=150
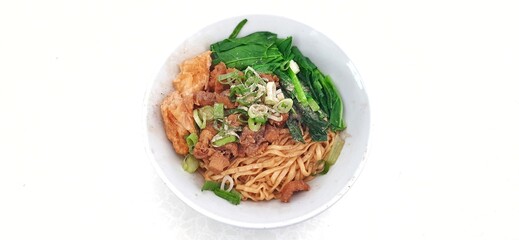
left=308, top=98, right=320, bottom=112
left=322, top=75, right=346, bottom=131
left=228, top=19, right=248, bottom=39
left=297, top=103, right=329, bottom=141
left=201, top=181, right=242, bottom=205
left=318, top=160, right=331, bottom=175
left=286, top=112, right=304, bottom=143
left=185, top=133, right=198, bottom=154
left=182, top=154, right=199, bottom=173
left=318, top=136, right=345, bottom=175
left=276, top=37, right=293, bottom=59
left=291, top=47, right=346, bottom=131
left=324, top=136, right=345, bottom=165
left=277, top=70, right=329, bottom=141
left=210, top=31, right=284, bottom=70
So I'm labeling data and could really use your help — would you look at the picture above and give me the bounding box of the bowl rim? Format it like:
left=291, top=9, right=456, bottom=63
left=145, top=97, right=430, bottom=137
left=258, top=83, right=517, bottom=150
left=141, top=14, right=372, bottom=229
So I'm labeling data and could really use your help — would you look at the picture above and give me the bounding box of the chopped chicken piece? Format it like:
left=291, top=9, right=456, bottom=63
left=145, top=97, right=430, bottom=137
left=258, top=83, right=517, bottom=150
left=280, top=180, right=310, bottom=203
left=264, top=124, right=282, bottom=143
left=207, top=151, right=230, bottom=174
left=208, top=62, right=227, bottom=93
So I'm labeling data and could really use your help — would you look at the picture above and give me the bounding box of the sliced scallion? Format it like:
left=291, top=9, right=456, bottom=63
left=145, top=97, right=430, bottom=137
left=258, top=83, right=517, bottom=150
left=201, top=181, right=220, bottom=191
left=230, top=84, right=249, bottom=97
left=182, top=154, right=199, bottom=173
left=213, top=103, right=224, bottom=120
left=193, top=109, right=206, bottom=129
left=289, top=60, right=300, bottom=74
left=185, top=133, right=198, bottom=154
left=218, top=71, right=241, bottom=84
left=213, top=188, right=241, bottom=205
left=248, top=117, right=262, bottom=131
left=248, top=104, right=268, bottom=118
left=212, top=135, right=238, bottom=147
left=199, top=106, right=214, bottom=121
left=201, top=180, right=241, bottom=205
left=265, top=81, right=278, bottom=105
left=274, top=98, right=293, bottom=113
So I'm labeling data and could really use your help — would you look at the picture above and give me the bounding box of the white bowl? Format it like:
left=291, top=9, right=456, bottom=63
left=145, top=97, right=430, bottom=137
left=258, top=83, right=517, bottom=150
left=143, top=15, right=371, bottom=229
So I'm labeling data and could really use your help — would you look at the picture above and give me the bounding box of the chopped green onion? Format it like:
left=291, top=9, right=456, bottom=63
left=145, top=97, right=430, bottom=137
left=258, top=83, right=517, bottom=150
left=213, top=103, right=224, bottom=119
left=182, top=154, right=199, bottom=173
left=248, top=117, right=262, bottom=131
left=265, top=96, right=278, bottom=105
left=201, top=180, right=220, bottom=191
left=289, top=60, right=300, bottom=74
left=248, top=104, right=268, bottom=118
left=280, top=59, right=291, bottom=71
left=201, top=180, right=241, bottom=205
left=212, top=135, right=238, bottom=147
left=194, top=106, right=215, bottom=129
left=218, top=71, right=241, bottom=84
left=230, top=84, right=249, bottom=98
left=193, top=109, right=206, bottom=129
left=244, top=66, right=261, bottom=79
left=220, top=175, right=234, bottom=192
left=274, top=98, right=293, bottom=113
left=185, top=133, right=198, bottom=154
left=199, top=106, right=214, bottom=121
left=236, top=92, right=257, bottom=106
left=213, top=188, right=241, bottom=205
left=264, top=82, right=278, bottom=105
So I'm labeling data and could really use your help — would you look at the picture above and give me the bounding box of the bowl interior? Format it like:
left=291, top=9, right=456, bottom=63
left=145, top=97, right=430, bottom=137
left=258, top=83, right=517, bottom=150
left=144, top=15, right=370, bottom=228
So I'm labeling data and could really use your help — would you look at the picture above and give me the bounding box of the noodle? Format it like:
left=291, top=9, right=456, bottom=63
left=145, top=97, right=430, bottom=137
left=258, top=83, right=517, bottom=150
left=202, top=129, right=336, bottom=201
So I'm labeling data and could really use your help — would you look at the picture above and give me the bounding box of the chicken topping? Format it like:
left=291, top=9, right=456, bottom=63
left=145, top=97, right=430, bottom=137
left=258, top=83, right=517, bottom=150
left=207, top=151, right=230, bottom=174
left=280, top=180, right=310, bottom=203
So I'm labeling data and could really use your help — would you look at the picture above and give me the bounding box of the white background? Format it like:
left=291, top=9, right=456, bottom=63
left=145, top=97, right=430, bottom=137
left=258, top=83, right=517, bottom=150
left=1, top=0, right=518, bottom=239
